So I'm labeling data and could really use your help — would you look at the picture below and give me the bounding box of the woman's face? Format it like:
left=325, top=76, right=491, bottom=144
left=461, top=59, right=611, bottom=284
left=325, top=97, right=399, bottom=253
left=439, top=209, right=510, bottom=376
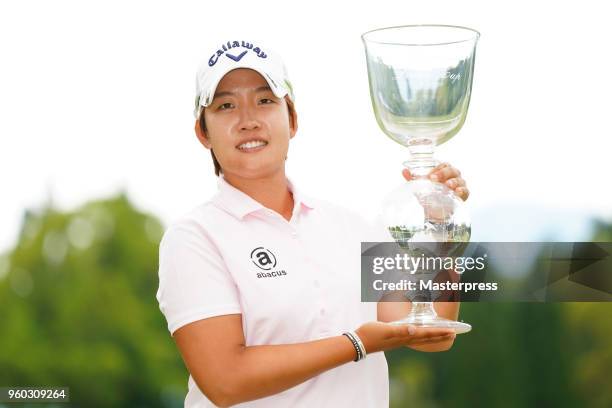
left=197, top=68, right=297, bottom=179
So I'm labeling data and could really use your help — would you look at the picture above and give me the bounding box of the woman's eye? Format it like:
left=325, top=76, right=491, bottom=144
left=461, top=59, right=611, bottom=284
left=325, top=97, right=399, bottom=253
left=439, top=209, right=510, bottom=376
left=259, top=98, right=274, bottom=104
left=218, top=103, right=233, bottom=110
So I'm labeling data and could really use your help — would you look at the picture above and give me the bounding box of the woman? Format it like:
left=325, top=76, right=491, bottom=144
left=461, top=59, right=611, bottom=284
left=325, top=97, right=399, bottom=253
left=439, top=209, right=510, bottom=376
left=156, top=39, right=470, bottom=408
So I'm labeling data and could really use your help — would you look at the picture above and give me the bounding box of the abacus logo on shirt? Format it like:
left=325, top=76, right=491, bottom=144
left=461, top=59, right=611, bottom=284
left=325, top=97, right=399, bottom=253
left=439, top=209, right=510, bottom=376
left=251, top=247, right=276, bottom=270
left=250, top=247, right=287, bottom=279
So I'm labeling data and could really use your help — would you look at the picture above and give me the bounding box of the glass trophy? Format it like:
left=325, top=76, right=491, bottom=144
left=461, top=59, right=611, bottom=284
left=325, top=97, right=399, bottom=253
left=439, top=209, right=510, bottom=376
left=362, top=24, right=479, bottom=334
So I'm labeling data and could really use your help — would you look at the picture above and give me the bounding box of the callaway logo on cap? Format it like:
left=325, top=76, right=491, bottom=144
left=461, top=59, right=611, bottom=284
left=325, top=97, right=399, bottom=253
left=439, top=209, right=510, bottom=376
left=194, top=40, right=295, bottom=118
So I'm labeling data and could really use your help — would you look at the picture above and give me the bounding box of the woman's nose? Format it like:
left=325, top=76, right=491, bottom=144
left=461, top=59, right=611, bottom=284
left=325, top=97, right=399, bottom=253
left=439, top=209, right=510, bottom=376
left=238, top=104, right=261, bottom=131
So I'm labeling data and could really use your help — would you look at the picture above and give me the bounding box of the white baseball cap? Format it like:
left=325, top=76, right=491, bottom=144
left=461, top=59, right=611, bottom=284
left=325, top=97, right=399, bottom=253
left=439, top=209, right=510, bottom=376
left=194, top=39, right=295, bottom=118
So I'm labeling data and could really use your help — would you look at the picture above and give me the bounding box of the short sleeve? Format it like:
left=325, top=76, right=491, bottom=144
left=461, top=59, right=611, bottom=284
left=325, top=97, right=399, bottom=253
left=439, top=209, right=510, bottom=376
left=156, top=222, right=242, bottom=336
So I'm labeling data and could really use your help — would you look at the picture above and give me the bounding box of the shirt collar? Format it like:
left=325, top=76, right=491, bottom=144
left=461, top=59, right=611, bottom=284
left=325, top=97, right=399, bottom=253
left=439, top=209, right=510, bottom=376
left=212, top=174, right=315, bottom=220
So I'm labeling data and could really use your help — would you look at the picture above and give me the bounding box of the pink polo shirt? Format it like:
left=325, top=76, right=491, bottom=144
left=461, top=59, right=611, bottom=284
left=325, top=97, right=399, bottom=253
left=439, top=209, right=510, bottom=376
left=156, top=175, right=389, bottom=407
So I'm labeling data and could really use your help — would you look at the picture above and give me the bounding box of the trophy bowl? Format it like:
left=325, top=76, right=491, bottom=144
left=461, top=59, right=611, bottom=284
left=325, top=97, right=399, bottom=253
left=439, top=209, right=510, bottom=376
left=362, top=24, right=480, bottom=334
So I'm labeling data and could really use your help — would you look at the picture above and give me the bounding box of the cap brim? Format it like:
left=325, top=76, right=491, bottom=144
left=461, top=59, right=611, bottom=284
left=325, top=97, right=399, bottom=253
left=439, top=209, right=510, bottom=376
left=201, top=62, right=288, bottom=109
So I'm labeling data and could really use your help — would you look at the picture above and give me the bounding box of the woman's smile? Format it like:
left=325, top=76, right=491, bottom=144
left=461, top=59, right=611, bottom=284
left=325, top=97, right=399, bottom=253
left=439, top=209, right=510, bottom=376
left=236, top=139, right=269, bottom=153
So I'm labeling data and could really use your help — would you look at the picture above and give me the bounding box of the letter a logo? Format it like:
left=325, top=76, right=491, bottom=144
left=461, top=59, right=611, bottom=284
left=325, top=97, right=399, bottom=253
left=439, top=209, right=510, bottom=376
left=250, top=247, right=277, bottom=271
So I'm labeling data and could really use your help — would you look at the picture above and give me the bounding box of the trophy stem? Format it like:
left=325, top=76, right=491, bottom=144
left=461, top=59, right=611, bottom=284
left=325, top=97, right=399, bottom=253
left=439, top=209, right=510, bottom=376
left=410, top=301, right=438, bottom=318
left=391, top=301, right=472, bottom=334
left=403, top=139, right=437, bottom=177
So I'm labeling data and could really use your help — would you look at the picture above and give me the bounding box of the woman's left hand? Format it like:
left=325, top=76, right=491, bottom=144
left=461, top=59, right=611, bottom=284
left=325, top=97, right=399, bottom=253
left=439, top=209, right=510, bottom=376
left=402, top=162, right=470, bottom=201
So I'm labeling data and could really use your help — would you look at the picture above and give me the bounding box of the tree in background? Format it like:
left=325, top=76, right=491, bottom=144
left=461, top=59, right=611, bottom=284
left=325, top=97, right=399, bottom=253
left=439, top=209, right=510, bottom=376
left=0, top=193, right=186, bottom=408
left=563, top=220, right=612, bottom=407
left=386, top=217, right=612, bottom=408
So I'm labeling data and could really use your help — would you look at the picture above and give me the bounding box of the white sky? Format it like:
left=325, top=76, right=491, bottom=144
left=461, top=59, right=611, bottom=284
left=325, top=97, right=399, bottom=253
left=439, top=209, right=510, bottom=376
left=1, top=0, right=611, bottom=252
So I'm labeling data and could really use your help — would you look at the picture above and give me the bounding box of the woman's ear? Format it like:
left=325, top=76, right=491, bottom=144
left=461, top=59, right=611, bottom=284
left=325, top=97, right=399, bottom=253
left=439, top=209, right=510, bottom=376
left=194, top=119, right=212, bottom=149
left=287, top=97, right=298, bottom=140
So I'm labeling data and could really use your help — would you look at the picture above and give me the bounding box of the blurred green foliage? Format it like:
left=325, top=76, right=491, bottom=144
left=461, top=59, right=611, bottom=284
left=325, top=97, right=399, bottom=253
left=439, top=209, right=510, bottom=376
left=387, top=221, right=612, bottom=408
left=0, top=194, right=611, bottom=407
left=0, top=193, right=186, bottom=407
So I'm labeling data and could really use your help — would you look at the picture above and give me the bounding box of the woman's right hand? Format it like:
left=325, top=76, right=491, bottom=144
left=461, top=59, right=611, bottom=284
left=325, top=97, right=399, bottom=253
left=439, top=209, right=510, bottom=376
left=355, top=321, right=456, bottom=354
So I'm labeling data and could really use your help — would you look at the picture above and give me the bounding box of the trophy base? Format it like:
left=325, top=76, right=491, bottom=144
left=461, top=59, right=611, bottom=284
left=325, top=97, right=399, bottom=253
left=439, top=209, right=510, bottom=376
left=390, top=315, right=472, bottom=334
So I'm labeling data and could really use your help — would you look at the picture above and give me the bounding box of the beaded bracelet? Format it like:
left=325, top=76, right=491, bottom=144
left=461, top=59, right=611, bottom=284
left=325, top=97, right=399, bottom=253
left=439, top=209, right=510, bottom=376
left=342, top=331, right=367, bottom=362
